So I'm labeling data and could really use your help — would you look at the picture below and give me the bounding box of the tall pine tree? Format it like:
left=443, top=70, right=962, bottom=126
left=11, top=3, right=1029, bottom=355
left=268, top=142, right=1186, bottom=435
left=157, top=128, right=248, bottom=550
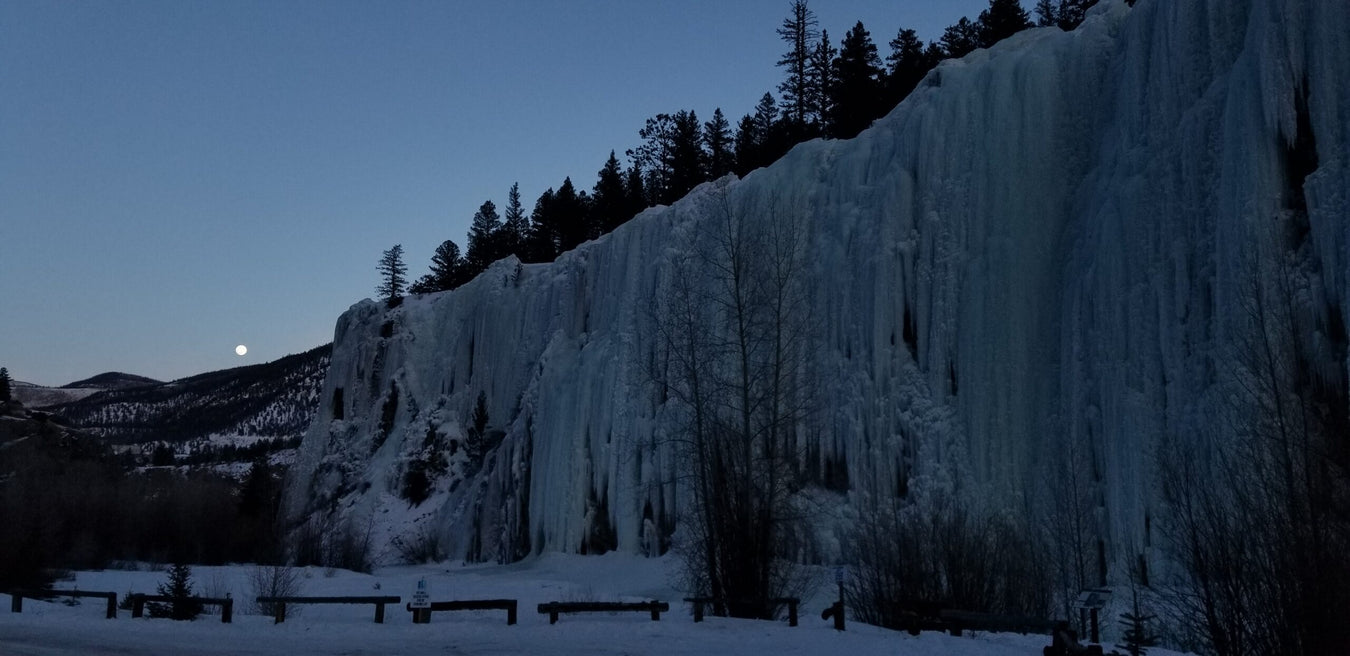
left=703, top=108, right=734, bottom=180
left=809, top=30, right=837, bottom=131
left=775, top=0, right=818, bottom=129
left=410, top=239, right=465, bottom=293
left=590, top=151, right=629, bottom=235
left=376, top=244, right=407, bottom=303
left=499, top=183, right=527, bottom=259
left=466, top=200, right=503, bottom=274
left=978, top=0, right=1033, bottom=48
left=668, top=109, right=705, bottom=203
left=526, top=188, right=558, bottom=263
left=829, top=22, right=884, bottom=139
left=885, top=27, right=930, bottom=108
left=628, top=113, right=676, bottom=205
left=553, top=177, right=591, bottom=253
left=940, top=17, right=982, bottom=59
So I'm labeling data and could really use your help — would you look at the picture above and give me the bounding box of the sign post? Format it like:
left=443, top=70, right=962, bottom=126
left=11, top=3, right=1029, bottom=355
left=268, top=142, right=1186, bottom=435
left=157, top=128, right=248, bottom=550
left=411, top=578, right=431, bottom=624
left=1072, top=588, right=1110, bottom=643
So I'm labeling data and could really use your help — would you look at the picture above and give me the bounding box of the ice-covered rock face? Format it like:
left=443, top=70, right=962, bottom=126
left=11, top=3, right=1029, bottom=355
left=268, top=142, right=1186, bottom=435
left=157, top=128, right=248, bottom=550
left=285, top=0, right=1350, bottom=568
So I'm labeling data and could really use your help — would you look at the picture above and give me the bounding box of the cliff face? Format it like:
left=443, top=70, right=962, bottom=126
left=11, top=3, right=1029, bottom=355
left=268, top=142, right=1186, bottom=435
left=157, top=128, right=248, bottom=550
left=285, top=0, right=1350, bottom=567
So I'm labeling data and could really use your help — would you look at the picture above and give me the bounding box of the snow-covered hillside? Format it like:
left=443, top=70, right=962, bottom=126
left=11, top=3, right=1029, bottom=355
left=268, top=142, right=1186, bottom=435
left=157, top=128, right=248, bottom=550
left=286, top=0, right=1350, bottom=571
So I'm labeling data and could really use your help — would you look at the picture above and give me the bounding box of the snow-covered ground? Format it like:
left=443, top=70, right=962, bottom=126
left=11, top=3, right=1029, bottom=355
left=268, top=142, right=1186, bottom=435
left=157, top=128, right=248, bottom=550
left=0, top=554, right=1183, bottom=656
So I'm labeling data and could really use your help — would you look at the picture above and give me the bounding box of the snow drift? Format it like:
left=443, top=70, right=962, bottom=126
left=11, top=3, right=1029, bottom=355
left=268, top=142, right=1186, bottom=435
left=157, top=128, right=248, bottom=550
left=285, top=0, right=1350, bottom=570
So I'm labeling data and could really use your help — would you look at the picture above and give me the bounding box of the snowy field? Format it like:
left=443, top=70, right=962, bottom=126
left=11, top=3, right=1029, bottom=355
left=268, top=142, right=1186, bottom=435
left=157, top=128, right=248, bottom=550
left=0, top=553, right=1181, bottom=656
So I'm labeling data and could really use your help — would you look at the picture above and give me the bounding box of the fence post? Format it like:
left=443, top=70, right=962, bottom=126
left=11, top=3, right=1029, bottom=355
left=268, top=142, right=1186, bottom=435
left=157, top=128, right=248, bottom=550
left=11, top=594, right=21, bottom=613
left=787, top=600, right=798, bottom=627
left=132, top=595, right=145, bottom=619
left=273, top=601, right=286, bottom=624
left=106, top=593, right=116, bottom=619
left=221, top=598, right=232, bottom=624
left=375, top=602, right=385, bottom=624
left=507, top=601, right=517, bottom=625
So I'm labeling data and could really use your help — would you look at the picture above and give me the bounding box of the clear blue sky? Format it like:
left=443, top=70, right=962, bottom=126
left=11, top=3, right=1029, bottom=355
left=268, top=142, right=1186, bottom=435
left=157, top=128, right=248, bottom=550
left=1, top=0, right=991, bottom=386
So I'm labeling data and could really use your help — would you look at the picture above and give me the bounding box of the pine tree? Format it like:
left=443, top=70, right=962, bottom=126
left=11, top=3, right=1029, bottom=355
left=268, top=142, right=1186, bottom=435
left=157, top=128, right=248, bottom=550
left=623, top=164, right=648, bottom=217
left=1034, top=0, right=1058, bottom=26
left=0, top=367, right=11, bottom=404
left=668, top=109, right=705, bottom=203
left=1051, top=0, right=1096, bottom=30
left=978, top=0, right=1034, bottom=48
left=829, top=22, right=884, bottom=139
left=590, top=151, right=630, bottom=235
left=376, top=244, right=407, bottom=303
left=499, top=183, right=527, bottom=259
left=940, top=17, right=982, bottom=59
left=466, top=199, right=503, bottom=274
left=554, top=177, right=591, bottom=253
left=525, top=187, right=558, bottom=263
left=885, top=27, right=929, bottom=109
left=703, top=109, right=734, bottom=180
left=808, top=30, right=837, bottom=131
left=464, top=391, right=490, bottom=470
left=628, top=113, right=676, bottom=205
left=410, top=239, right=465, bottom=293
left=1117, top=589, right=1160, bottom=656
left=733, top=113, right=759, bottom=177
left=775, top=0, right=818, bottom=127
left=150, top=564, right=202, bottom=620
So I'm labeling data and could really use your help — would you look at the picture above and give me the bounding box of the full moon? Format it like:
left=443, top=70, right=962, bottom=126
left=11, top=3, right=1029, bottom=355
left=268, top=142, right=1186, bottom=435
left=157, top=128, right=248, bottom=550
left=235, top=344, right=247, bottom=356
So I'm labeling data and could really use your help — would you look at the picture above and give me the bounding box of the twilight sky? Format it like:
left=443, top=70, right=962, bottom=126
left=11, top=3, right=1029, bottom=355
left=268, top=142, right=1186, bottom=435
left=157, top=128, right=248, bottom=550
left=1, top=0, right=991, bottom=386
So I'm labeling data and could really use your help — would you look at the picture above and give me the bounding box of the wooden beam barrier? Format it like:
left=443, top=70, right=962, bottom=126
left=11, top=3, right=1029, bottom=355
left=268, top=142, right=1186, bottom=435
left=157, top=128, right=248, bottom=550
left=536, top=601, right=670, bottom=625
left=255, top=596, right=401, bottom=624
left=8, top=590, right=119, bottom=619
left=405, top=599, right=518, bottom=625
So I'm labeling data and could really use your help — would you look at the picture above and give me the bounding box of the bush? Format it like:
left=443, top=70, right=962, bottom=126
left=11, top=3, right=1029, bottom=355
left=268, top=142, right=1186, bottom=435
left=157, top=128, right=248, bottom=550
left=249, top=564, right=302, bottom=616
left=844, top=493, right=1051, bottom=628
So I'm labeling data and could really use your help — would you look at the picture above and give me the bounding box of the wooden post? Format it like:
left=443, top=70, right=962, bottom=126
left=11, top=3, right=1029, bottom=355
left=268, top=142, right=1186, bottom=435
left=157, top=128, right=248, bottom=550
left=11, top=594, right=21, bottom=613
left=221, top=598, right=232, bottom=624
left=132, top=596, right=145, bottom=619
left=650, top=603, right=661, bottom=621
left=1089, top=608, right=1099, bottom=643
left=787, top=599, right=797, bottom=627
left=692, top=600, right=704, bottom=622
left=375, top=602, right=385, bottom=624
left=273, top=601, right=286, bottom=624
left=507, top=601, right=517, bottom=625
left=106, top=593, right=117, bottom=619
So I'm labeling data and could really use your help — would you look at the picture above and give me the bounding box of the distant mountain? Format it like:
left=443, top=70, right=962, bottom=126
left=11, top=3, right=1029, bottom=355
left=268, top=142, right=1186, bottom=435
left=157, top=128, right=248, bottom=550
left=51, top=344, right=331, bottom=445
left=11, top=381, right=104, bottom=409
left=62, top=372, right=161, bottom=390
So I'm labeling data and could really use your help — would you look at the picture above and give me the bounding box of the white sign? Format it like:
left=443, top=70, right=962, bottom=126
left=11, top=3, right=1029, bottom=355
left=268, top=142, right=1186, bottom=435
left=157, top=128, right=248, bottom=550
left=411, top=577, right=430, bottom=609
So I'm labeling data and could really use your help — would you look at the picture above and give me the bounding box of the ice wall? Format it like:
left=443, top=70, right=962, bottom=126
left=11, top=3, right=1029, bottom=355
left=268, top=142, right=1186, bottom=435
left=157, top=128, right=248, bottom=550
left=285, top=0, right=1350, bottom=569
